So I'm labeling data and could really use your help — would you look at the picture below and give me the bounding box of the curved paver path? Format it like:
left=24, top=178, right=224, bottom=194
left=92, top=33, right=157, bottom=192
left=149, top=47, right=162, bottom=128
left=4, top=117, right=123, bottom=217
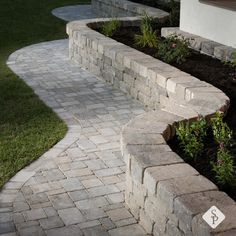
left=0, top=5, right=148, bottom=236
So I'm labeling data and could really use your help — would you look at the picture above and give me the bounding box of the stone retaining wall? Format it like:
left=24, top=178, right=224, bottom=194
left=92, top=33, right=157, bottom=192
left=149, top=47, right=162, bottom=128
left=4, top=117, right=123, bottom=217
left=161, top=27, right=236, bottom=61
left=67, top=1, right=235, bottom=235
left=91, top=0, right=169, bottom=18
left=121, top=110, right=236, bottom=236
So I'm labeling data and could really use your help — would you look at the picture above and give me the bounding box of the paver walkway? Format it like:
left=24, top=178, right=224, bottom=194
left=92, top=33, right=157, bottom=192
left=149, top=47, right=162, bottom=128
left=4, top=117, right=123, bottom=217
left=0, top=4, right=148, bottom=236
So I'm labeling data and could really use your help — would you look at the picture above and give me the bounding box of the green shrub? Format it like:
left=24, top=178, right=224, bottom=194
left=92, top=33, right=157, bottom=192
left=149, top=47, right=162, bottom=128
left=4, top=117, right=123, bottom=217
left=211, top=112, right=232, bottom=148
left=211, top=112, right=235, bottom=186
left=134, top=12, right=158, bottom=48
left=176, top=118, right=207, bottom=160
left=225, top=52, right=236, bottom=80
left=101, top=18, right=121, bottom=37
left=157, top=35, right=191, bottom=64
left=212, top=149, right=235, bottom=186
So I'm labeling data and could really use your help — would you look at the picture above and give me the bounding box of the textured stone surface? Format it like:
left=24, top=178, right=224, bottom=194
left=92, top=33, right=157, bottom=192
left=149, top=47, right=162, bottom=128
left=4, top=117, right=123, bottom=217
left=2, top=1, right=233, bottom=236
left=161, top=27, right=236, bottom=61
left=144, top=163, right=198, bottom=194
left=3, top=37, right=146, bottom=235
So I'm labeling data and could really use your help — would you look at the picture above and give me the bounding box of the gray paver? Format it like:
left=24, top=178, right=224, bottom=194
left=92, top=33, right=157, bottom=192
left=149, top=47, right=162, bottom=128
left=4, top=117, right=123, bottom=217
left=49, top=193, right=74, bottom=210
left=0, top=222, right=15, bottom=234
left=58, top=207, right=85, bottom=225
left=18, top=225, right=45, bottom=236
left=109, top=224, right=147, bottom=236
left=39, top=216, right=64, bottom=230
left=23, top=209, right=47, bottom=221
left=45, top=225, right=83, bottom=236
left=82, top=225, right=109, bottom=236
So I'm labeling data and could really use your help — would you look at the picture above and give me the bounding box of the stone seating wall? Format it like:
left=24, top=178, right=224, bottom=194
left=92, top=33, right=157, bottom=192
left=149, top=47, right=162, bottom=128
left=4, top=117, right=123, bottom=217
left=67, top=0, right=236, bottom=235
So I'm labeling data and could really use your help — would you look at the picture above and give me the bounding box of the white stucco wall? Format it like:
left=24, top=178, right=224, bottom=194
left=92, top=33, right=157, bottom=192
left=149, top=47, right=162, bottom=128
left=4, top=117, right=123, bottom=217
left=180, top=0, right=236, bottom=48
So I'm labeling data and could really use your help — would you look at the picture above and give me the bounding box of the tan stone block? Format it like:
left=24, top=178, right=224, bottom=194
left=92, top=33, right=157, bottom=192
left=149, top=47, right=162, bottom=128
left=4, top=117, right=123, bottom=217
left=144, top=163, right=197, bottom=195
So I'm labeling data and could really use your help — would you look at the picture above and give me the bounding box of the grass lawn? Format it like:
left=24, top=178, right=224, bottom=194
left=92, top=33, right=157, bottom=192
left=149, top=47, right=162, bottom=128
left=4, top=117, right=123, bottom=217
left=0, top=0, right=89, bottom=188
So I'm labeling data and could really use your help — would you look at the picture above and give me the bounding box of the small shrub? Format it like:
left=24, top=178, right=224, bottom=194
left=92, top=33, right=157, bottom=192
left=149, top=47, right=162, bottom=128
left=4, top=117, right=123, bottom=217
left=211, top=112, right=232, bottom=148
left=225, top=52, right=236, bottom=80
left=157, top=35, right=191, bottom=64
left=211, top=112, right=235, bottom=186
left=212, top=149, right=235, bottom=186
left=134, top=12, right=158, bottom=48
left=101, top=18, right=121, bottom=37
left=176, top=118, right=207, bottom=160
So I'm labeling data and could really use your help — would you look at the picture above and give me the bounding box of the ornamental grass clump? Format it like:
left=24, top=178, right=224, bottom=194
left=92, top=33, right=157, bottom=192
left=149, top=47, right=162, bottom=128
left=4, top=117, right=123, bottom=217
left=101, top=18, right=121, bottom=37
left=211, top=112, right=235, bottom=186
left=156, top=35, right=191, bottom=64
left=134, top=12, right=158, bottom=48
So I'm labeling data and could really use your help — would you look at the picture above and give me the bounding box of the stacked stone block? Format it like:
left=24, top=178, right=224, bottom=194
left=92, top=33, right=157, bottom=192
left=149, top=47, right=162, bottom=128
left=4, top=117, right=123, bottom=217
left=91, top=0, right=169, bottom=18
left=161, top=27, right=236, bottom=61
left=121, top=110, right=236, bottom=236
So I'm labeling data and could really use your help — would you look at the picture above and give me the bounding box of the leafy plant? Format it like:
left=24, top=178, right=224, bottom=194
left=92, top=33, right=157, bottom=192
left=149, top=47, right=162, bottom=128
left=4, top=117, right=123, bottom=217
left=211, top=112, right=233, bottom=149
left=101, top=18, right=121, bottom=37
left=211, top=112, right=235, bottom=186
left=156, top=35, right=191, bottom=64
left=225, top=52, right=236, bottom=80
left=176, top=118, right=207, bottom=160
left=212, top=149, right=235, bottom=186
left=134, top=12, right=158, bottom=48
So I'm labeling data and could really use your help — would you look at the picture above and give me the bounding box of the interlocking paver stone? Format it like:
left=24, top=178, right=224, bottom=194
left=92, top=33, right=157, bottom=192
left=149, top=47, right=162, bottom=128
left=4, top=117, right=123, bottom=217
left=82, top=225, right=109, bottom=236
left=45, top=225, right=83, bottom=236
left=109, top=224, right=147, bottom=236
left=0, top=222, right=15, bottom=234
left=81, top=178, right=103, bottom=188
left=60, top=178, right=84, bottom=191
left=23, top=209, right=47, bottom=221
left=1, top=5, right=147, bottom=235
left=18, top=225, right=45, bottom=236
left=82, top=208, right=107, bottom=220
left=49, top=193, right=74, bottom=210
left=68, top=190, right=89, bottom=202
left=39, top=216, right=64, bottom=230
left=58, top=207, right=85, bottom=225
left=106, top=208, right=133, bottom=222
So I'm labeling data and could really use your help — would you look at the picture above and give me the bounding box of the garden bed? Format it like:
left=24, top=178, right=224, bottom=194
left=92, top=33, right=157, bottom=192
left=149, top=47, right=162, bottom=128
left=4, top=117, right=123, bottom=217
left=94, top=24, right=236, bottom=200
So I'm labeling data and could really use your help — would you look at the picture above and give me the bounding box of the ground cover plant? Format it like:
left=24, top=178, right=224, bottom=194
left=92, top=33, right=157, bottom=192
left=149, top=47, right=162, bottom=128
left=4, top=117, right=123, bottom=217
left=0, top=0, right=89, bottom=188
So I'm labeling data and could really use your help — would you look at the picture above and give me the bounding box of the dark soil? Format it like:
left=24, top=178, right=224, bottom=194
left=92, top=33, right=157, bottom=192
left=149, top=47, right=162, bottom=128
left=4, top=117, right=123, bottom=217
left=94, top=25, right=236, bottom=200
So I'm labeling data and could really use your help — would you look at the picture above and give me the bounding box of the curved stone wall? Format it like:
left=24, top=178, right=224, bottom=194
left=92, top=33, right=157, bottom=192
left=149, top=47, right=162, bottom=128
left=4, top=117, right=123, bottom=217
left=67, top=1, right=235, bottom=235
left=91, top=0, right=169, bottom=18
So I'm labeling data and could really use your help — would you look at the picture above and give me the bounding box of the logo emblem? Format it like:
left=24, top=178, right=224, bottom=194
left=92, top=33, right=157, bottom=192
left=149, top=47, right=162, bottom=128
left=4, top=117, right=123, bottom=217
left=202, top=206, right=225, bottom=229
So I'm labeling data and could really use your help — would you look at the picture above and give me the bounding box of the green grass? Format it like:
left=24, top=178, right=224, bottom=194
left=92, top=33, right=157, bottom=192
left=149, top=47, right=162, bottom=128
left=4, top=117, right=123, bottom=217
left=0, top=0, right=89, bottom=188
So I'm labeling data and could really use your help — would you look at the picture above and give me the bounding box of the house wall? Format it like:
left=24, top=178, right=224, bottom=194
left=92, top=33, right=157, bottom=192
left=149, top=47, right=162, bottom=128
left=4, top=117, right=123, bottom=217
left=180, top=0, right=236, bottom=48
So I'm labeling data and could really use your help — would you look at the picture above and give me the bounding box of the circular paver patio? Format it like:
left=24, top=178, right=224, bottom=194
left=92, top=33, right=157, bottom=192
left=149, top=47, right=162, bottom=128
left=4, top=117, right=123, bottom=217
left=0, top=5, right=147, bottom=236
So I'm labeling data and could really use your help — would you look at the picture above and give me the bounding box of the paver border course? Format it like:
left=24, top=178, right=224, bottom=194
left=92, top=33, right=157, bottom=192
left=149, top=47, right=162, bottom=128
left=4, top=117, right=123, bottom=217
left=67, top=0, right=235, bottom=235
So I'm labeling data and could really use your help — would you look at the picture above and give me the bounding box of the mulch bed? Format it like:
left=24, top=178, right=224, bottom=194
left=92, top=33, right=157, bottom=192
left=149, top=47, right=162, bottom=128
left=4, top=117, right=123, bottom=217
left=93, top=25, right=236, bottom=200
